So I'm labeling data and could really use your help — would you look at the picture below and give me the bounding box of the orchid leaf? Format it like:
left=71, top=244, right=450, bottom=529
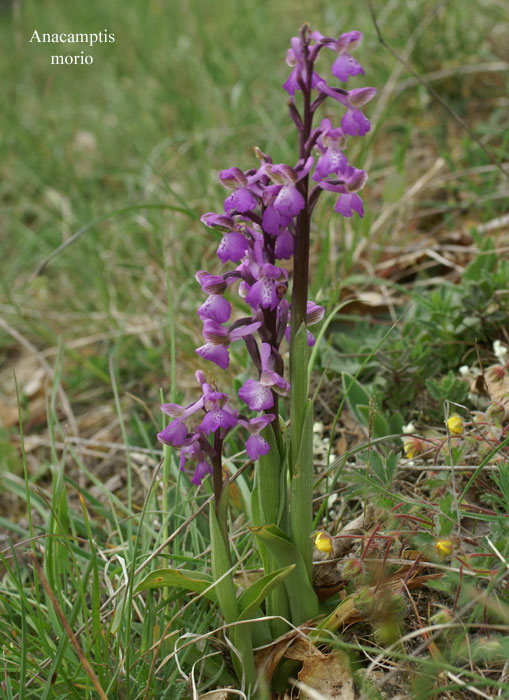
left=134, top=568, right=216, bottom=602
left=237, top=565, right=296, bottom=621
left=256, top=422, right=282, bottom=526
left=250, top=524, right=318, bottom=624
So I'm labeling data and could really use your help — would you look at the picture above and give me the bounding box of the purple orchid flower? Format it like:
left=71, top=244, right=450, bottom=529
left=199, top=389, right=238, bottom=434
left=157, top=418, right=189, bottom=447
left=319, top=165, right=367, bottom=218
left=341, top=108, right=371, bottom=136
left=316, top=82, right=376, bottom=110
left=238, top=343, right=289, bottom=410
left=283, top=36, right=323, bottom=97
left=244, top=262, right=288, bottom=311
left=310, top=30, right=365, bottom=83
left=219, top=167, right=259, bottom=214
left=196, top=318, right=261, bottom=369
left=312, top=118, right=348, bottom=181
left=179, top=434, right=213, bottom=485
left=267, top=158, right=314, bottom=219
left=238, top=413, right=276, bottom=459
left=195, top=271, right=232, bottom=324
left=200, top=213, right=251, bottom=263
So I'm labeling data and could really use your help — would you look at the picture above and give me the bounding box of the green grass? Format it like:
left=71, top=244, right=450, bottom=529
left=1, top=0, right=509, bottom=697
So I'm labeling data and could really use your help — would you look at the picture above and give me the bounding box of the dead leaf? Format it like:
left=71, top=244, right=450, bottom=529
left=297, top=650, right=354, bottom=700
left=199, top=691, right=230, bottom=700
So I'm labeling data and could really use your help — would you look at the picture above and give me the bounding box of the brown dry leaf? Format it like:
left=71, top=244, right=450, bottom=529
left=338, top=286, right=401, bottom=316
left=256, top=630, right=300, bottom=684
left=198, top=691, right=230, bottom=700
left=297, top=649, right=354, bottom=700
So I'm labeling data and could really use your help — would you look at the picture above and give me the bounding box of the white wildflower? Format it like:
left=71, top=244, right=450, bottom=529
left=493, top=340, right=508, bottom=363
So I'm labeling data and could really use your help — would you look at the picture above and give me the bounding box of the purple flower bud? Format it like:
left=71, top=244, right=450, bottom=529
left=238, top=344, right=289, bottom=410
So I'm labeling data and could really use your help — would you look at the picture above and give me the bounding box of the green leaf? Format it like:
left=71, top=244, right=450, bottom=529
left=134, top=568, right=216, bottom=601
left=250, top=524, right=318, bottom=625
left=209, top=505, right=238, bottom=624
left=237, top=565, right=296, bottom=621
left=342, top=373, right=370, bottom=427
left=256, top=423, right=282, bottom=526
left=290, top=400, right=315, bottom=578
left=210, top=505, right=257, bottom=690
left=389, top=411, right=404, bottom=435
left=289, top=322, right=315, bottom=586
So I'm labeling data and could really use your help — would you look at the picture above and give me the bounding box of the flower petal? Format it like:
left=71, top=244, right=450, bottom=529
left=331, top=53, right=365, bottom=82
left=197, top=295, right=232, bottom=323
left=200, top=408, right=237, bottom=433
left=274, top=230, right=294, bottom=259
left=238, top=379, right=274, bottom=410
left=334, top=193, right=364, bottom=218
left=217, top=232, right=249, bottom=263
left=246, top=434, right=270, bottom=459
left=341, top=109, right=370, bottom=136
left=195, top=343, right=230, bottom=369
left=191, top=459, right=212, bottom=485
left=273, top=184, right=305, bottom=217
left=224, top=188, right=258, bottom=214
left=245, top=278, right=278, bottom=310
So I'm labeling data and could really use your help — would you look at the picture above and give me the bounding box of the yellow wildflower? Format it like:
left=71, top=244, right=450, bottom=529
left=447, top=415, right=464, bottom=435
left=314, top=531, right=332, bottom=555
left=403, top=437, right=424, bottom=459
left=435, top=539, right=453, bottom=557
